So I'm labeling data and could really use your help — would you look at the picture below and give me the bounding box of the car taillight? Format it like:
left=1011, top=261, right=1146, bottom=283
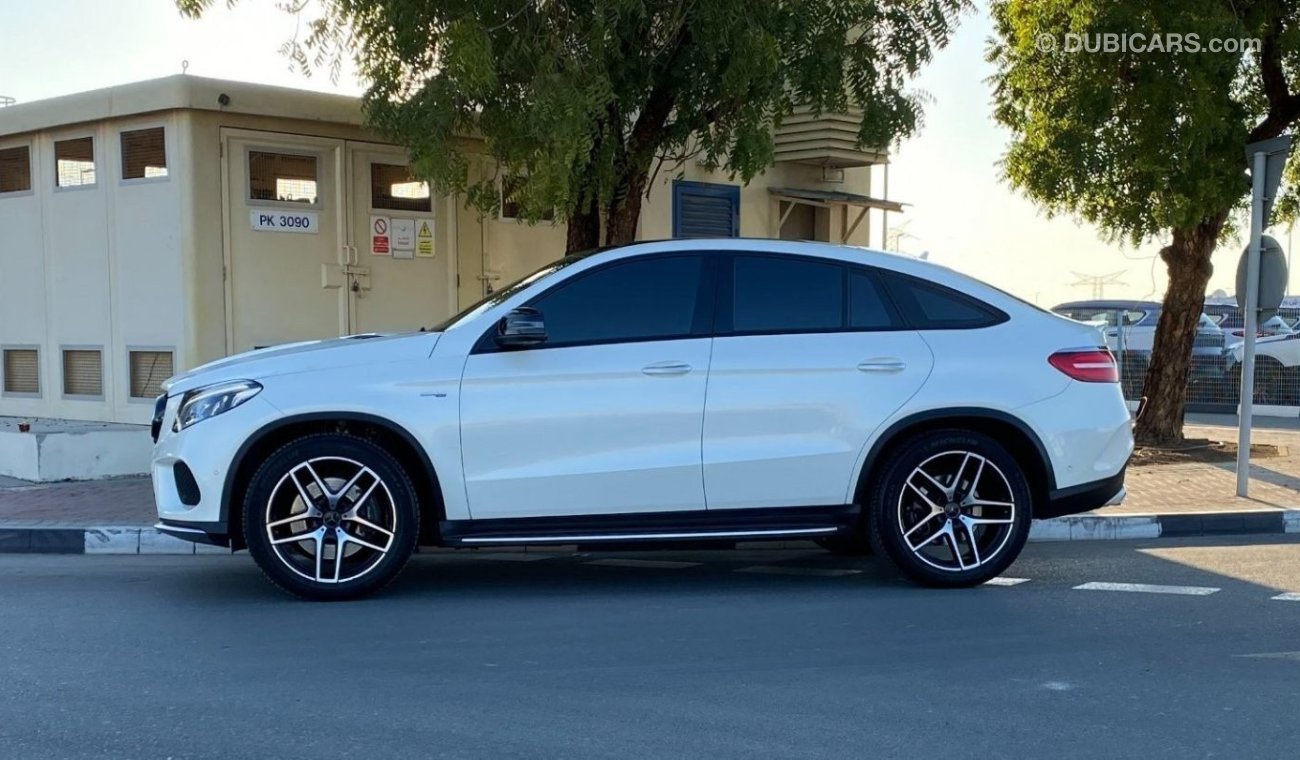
left=1049, top=349, right=1119, bottom=383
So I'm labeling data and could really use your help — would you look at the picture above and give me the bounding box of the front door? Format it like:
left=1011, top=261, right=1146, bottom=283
left=345, top=144, right=456, bottom=333
left=703, top=254, right=933, bottom=509
left=223, top=130, right=347, bottom=351
left=459, top=254, right=713, bottom=519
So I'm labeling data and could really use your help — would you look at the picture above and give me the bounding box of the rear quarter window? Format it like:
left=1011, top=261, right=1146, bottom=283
left=881, top=272, right=1007, bottom=330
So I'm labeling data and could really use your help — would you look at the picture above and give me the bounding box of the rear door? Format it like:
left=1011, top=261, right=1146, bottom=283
left=702, top=255, right=933, bottom=509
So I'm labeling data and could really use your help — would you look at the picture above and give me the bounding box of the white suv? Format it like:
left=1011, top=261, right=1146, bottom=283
left=152, top=240, right=1132, bottom=599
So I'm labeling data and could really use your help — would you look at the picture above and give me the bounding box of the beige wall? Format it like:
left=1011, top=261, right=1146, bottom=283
left=1, top=98, right=891, bottom=425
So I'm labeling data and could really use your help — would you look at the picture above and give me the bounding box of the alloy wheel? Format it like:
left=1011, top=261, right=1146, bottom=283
left=895, top=450, right=1016, bottom=573
left=264, top=456, right=398, bottom=585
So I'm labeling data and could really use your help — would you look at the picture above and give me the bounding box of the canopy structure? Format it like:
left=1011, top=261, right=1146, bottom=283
left=769, top=187, right=905, bottom=244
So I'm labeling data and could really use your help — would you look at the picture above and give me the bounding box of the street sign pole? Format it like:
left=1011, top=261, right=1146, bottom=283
left=1237, top=150, right=1266, bottom=497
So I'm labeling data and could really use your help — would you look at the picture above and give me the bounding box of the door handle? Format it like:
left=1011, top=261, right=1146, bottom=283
left=642, top=361, right=692, bottom=376
left=857, top=359, right=906, bottom=373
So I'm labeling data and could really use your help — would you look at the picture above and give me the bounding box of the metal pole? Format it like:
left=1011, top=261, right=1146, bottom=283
left=1237, top=150, right=1267, bottom=497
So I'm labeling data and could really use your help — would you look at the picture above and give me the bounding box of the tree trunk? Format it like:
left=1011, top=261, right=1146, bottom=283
left=1132, top=217, right=1225, bottom=445
left=565, top=197, right=601, bottom=254
left=603, top=173, right=647, bottom=246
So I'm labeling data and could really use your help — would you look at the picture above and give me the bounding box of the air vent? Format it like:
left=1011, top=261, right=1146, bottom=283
left=2, top=348, right=39, bottom=394
left=129, top=350, right=174, bottom=399
left=63, top=349, right=103, bottom=397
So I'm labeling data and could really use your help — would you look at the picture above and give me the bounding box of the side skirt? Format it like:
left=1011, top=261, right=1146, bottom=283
left=439, top=505, right=859, bottom=547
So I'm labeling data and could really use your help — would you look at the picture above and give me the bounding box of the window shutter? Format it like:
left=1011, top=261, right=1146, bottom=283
left=672, top=181, right=740, bottom=238
left=129, top=350, right=174, bottom=399
left=2, top=349, right=39, bottom=394
left=63, top=349, right=103, bottom=397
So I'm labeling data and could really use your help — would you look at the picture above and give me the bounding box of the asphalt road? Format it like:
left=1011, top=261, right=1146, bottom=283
left=3, top=537, right=1300, bottom=759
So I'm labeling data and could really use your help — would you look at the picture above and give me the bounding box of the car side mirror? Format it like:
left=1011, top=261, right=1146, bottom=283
left=495, top=307, right=547, bottom=349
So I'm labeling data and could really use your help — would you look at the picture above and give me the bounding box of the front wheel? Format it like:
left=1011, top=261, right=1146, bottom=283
left=243, top=433, right=420, bottom=600
left=867, top=430, right=1032, bottom=587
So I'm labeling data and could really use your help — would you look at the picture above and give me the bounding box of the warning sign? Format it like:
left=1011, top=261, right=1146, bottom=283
left=370, top=216, right=390, bottom=255
left=416, top=219, right=435, bottom=258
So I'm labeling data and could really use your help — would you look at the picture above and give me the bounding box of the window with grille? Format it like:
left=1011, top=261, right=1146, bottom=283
left=62, top=349, right=103, bottom=397
left=55, top=137, right=96, bottom=187
left=0, top=146, right=31, bottom=193
left=128, top=350, right=173, bottom=399
left=249, top=151, right=317, bottom=204
left=2, top=348, right=39, bottom=395
left=499, top=175, right=555, bottom=221
left=371, top=163, right=430, bottom=213
left=121, top=128, right=168, bottom=180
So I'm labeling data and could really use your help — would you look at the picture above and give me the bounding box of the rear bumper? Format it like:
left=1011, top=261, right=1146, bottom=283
left=1039, top=467, right=1127, bottom=519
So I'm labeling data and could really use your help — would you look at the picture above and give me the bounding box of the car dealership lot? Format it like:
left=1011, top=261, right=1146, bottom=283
left=2, top=536, right=1299, bottom=759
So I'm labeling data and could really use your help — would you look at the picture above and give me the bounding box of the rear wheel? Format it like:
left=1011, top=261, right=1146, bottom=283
left=867, top=430, right=1032, bottom=587
left=243, top=433, right=419, bottom=600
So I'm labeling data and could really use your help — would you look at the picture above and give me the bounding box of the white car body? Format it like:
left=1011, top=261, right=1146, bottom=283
left=152, top=240, right=1132, bottom=596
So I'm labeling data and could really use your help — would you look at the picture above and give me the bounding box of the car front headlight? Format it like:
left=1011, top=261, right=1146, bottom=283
left=173, top=380, right=263, bottom=432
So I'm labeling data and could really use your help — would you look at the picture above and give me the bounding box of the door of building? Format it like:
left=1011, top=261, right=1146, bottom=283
left=222, top=130, right=456, bottom=353
left=345, top=143, right=454, bottom=334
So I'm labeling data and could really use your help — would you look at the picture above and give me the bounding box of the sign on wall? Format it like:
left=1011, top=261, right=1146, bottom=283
left=416, top=219, right=435, bottom=258
left=371, top=216, right=390, bottom=255
left=250, top=209, right=319, bottom=234
left=391, top=218, right=415, bottom=252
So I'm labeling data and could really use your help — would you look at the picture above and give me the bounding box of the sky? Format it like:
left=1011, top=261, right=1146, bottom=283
left=0, top=0, right=1289, bottom=307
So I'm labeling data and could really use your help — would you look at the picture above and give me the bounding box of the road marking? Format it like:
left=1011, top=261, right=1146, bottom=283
left=1073, top=581, right=1219, bottom=596
left=1271, top=592, right=1300, bottom=602
left=1236, top=651, right=1300, bottom=661
left=984, top=577, right=1030, bottom=586
left=737, top=565, right=862, bottom=578
left=586, top=558, right=702, bottom=569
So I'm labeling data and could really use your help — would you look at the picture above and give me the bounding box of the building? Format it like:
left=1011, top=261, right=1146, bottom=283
left=0, top=75, right=899, bottom=434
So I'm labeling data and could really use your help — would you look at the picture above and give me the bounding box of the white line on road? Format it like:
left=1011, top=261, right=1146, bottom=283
left=1270, top=592, right=1300, bottom=602
left=984, top=577, right=1030, bottom=586
left=1073, top=581, right=1219, bottom=596
left=586, top=558, right=702, bottom=569
left=738, top=565, right=862, bottom=578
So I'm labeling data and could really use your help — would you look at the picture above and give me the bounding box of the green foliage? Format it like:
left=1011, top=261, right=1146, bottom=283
left=988, top=0, right=1300, bottom=246
left=179, top=0, right=967, bottom=230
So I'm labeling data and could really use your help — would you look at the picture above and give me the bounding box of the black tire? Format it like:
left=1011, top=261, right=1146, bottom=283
left=243, top=433, right=419, bottom=600
left=867, top=429, right=1033, bottom=587
left=814, top=535, right=874, bottom=557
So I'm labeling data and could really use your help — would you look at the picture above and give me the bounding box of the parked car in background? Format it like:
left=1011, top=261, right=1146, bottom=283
left=1226, top=332, right=1300, bottom=406
left=1050, top=300, right=1227, bottom=395
left=152, top=240, right=1133, bottom=599
left=1203, top=300, right=1296, bottom=338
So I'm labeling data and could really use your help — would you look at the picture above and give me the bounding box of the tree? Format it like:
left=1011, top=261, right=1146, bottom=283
left=989, top=1, right=1300, bottom=445
left=179, top=0, right=967, bottom=252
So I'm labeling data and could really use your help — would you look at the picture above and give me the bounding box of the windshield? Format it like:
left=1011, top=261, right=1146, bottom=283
left=429, top=254, right=590, bottom=332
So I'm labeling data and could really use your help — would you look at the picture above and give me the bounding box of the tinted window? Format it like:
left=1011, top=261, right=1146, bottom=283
left=884, top=274, right=1004, bottom=329
left=531, top=256, right=703, bottom=345
left=849, top=270, right=898, bottom=329
left=732, top=256, right=843, bottom=332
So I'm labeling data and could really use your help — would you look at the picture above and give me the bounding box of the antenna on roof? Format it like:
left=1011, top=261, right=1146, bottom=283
left=1069, top=270, right=1127, bottom=299
left=0, top=96, right=15, bottom=108
left=181, top=60, right=190, bottom=75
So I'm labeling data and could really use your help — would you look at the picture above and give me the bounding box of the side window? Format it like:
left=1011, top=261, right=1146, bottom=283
left=883, top=273, right=1005, bottom=330
left=529, top=256, right=704, bottom=346
left=849, top=269, right=899, bottom=329
left=732, top=255, right=843, bottom=333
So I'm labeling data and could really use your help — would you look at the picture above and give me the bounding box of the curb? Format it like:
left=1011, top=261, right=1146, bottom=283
left=0, top=511, right=1298, bottom=555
